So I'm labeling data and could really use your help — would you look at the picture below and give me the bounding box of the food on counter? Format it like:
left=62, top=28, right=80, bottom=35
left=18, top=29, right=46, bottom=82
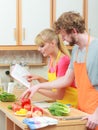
left=12, top=103, right=22, bottom=112
left=21, top=98, right=31, bottom=107
left=21, top=98, right=31, bottom=111
left=48, top=102, right=70, bottom=116
left=7, top=98, right=32, bottom=112
left=24, top=104, right=31, bottom=111
left=26, top=111, right=32, bottom=118
left=26, top=106, right=44, bottom=118
left=0, top=92, right=16, bottom=102
left=8, top=102, right=22, bottom=112
left=8, top=105, right=13, bottom=110
left=15, top=108, right=28, bottom=115
left=32, top=106, right=43, bottom=117
left=32, top=106, right=43, bottom=114
left=7, top=97, right=44, bottom=117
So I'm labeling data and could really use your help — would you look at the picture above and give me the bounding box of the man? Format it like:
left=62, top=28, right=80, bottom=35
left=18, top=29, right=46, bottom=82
left=21, top=11, right=98, bottom=130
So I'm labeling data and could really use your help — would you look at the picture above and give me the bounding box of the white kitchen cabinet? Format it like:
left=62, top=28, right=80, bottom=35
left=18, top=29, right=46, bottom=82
left=22, top=0, right=51, bottom=45
left=0, top=0, right=88, bottom=47
left=0, top=0, right=52, bottom=66
left=0, top=0, right=16, bottom=45
left=0, top=0, right=88, bottom=67
left=53, top=0, right=84, bottom=21
left=88, top=0, right=98, bottom=37
left=0, top=0, right=52, bottom=46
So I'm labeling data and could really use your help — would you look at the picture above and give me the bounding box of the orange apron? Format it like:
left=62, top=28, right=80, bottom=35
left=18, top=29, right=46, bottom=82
left=74, top=37, right=98, bottom=114
left=48, top=51, right=78, bottom=108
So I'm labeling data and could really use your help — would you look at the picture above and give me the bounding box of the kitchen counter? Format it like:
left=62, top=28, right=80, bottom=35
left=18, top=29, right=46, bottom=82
left=0, top=101, right=87, bottom=130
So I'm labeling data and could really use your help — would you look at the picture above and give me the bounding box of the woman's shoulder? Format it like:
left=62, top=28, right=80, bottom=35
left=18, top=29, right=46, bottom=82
left=58, top=55, right=70, bottom=65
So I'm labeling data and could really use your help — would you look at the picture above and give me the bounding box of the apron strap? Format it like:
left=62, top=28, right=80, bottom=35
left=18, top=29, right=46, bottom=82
left=84, top=35, right=90, bottom=62
left=49, top=51, right=61, bottom=71
left=75, top=35, right=90, bottom=62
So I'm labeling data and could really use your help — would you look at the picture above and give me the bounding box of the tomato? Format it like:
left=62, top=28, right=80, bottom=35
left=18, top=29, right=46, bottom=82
left=32, top=107, right=43, bottom=114
left=24, top=104, right=31, bottom=111
left=21, top=98, right=31, bottom=107
left=12, top=103, right=22, bottom=112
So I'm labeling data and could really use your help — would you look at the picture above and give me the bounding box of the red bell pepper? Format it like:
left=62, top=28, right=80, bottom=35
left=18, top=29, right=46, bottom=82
left=21, top=98, right=31, bottom=108
left=24, top=104, right=31, bottom=111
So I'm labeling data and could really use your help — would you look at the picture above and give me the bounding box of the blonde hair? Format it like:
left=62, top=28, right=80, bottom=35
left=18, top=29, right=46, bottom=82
left=35, top=28, right=70, bottom=57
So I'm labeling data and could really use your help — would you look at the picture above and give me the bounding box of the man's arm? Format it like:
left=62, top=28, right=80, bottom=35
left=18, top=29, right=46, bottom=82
left=21, top=68, right=74, bottom=99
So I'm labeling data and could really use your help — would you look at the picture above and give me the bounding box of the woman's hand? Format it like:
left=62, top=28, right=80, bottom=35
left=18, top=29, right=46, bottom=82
left=25, top=74, right=46, bottom=83
left=25, top=74, right=40, bottom=82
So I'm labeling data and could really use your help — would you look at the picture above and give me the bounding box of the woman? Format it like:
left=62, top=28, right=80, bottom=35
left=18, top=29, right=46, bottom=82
left=26, top=28, right=78, bottom=107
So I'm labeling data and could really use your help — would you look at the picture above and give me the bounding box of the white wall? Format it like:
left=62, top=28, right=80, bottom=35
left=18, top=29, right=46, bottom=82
left=88, top=0, right=98, bottom=37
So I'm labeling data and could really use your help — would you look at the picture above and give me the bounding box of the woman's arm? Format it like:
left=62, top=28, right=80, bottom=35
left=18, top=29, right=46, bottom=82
left=25, top=74, right=48, bottom=83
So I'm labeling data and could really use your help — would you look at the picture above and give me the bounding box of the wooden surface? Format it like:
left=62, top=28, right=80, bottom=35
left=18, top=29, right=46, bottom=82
left=0, top=101, right=87, bottom=130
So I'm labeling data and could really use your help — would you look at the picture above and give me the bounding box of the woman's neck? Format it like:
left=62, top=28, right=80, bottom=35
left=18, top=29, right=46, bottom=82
left=50, top=48, right=60, bottom=61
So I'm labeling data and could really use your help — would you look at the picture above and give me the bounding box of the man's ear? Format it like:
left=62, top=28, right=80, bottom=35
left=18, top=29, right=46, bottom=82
left=72, top=28, right=78, bottom=34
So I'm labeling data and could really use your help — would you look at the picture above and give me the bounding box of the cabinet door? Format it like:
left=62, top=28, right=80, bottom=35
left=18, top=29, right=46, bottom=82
left=53, top=0, right=84, bottom=21
left=22, top=0, right=51, bottom=45
left=88, top=0, right=98, bottom=37
left=0, top=110, right=6, bottom=130
left=0, top=0, right=16, bottom=45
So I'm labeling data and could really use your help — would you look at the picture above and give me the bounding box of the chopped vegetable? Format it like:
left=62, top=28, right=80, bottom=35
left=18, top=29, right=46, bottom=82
left=21, top=98, right=31, bottom=107
left=26, top=111, right=32, bottom=118
left=0, top=92, right=16, bottom=102
left=48, top=102, right=70, bottom=116
left=16, top=108, right=27, bottom=115
left=24, top=104, right=31, bottom=111
left=32, top=107, right=43, bottom=114
left=8, top=105, right=12, bottom=110
left=12, top=103, right=22, bottom=112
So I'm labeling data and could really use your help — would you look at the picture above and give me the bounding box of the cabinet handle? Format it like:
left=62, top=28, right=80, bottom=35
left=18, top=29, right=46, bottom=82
left=23, top=28, right=25, bottom=41
left=14, top=28, right=16, bottom=41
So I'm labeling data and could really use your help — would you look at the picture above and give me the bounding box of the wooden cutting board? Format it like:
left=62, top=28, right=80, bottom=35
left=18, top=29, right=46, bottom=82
left=42, top=107, right=88, bottom=121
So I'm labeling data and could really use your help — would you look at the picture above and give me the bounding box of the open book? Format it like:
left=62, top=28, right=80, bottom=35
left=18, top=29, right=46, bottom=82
left=10, top=64, right=31, bottom=88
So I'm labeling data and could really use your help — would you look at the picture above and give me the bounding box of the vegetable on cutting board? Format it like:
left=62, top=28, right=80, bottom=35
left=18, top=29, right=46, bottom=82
left=48, top=102, right=70, bottom=116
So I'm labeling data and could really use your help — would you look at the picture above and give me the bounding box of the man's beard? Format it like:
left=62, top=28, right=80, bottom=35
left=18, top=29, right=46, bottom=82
left=69, top=37, right=77, bottom=46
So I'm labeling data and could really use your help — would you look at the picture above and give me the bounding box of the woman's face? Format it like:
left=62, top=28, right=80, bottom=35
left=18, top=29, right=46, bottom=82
left=38, top=42, right=54, bottom=57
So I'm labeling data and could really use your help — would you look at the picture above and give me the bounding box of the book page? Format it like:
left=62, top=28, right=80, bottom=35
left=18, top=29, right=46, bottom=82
left=11, top=64, right=31, bottom=88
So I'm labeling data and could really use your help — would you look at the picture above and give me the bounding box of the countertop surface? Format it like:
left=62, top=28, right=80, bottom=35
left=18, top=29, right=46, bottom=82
left=0, top=101, right=87, bottom=130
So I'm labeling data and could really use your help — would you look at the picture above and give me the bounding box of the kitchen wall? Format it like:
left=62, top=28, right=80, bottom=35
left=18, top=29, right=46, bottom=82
left=0, top=51, right=48, bottom=88
left=88, top=0, right=98, bottom=37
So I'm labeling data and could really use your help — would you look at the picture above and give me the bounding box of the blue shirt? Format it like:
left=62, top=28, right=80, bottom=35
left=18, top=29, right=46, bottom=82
left=69, top=38, right=98, bottom=89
